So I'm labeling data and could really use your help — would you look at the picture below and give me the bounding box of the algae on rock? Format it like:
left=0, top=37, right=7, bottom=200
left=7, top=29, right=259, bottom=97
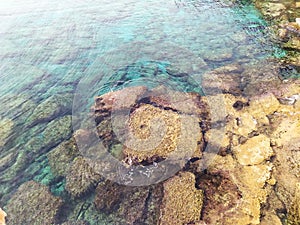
left=5, top=181, right=63, bottom=225
left=287, top=183, right=300, bottom=225
left=159, top=172, right=204, bottom=225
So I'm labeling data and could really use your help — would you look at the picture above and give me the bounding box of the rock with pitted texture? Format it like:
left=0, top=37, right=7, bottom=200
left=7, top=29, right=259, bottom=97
left=159, top=172, right=203, bottom=225
left=48, top=137, right=80, bottom=177
left=93, top=86, right=204, bottom=166
left=287, top=183, right=300, bottom=225
left=5, top=181, right=63, bottom=225
left=27, top=94, right=73, bottom=127
left=65, top=157, right=101, bottom=198
left=94, top=180, right=163, bottom=224
left=233, top=135, right=274, bottom=166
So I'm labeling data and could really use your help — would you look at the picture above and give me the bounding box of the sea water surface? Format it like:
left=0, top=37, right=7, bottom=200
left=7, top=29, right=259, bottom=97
left=0, top=0, right=285, bottom=224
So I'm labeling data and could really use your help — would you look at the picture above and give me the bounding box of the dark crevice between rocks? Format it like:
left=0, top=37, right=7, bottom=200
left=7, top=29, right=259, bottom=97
left=56, top=193, right=95, bottom=224
left=261, top=182, right=288, bottom=224
left=232, top=100, right=249, bottom=110
left=135, top=98, right=181, bottom=114
left=135, top=190, right=153, bottom=225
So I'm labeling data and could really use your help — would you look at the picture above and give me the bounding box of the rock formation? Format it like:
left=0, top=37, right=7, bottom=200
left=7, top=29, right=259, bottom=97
left=5, top=181, right=63, bottom=225
left=0, top=208, right=6, bottom=225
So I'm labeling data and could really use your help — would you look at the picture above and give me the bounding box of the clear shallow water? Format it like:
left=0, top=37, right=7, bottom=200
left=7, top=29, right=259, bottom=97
left=0, top=0, right=285, bottom=224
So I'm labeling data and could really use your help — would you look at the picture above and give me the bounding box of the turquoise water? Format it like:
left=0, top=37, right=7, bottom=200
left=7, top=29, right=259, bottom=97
left=0, top=0, right=285, bottom=224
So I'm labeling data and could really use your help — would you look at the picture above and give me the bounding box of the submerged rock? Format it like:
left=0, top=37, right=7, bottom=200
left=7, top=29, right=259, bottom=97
left=0, top=118, right=14, bottom=147
left=65, top=157, right=102, bottom=198
left=93, top=85, right=204, bottom=166
left=58, top=220, right=89, bottom=225
left=5, top=181, right=63, bottom=225
left=202, top=65, right=243, bottom=95
left=27, top=94, right=73, bottom=127
left=48, top=137, right=80, bottom=177
left=94, top=180, right=163, bottom=224
left=25, top=115, right=72, bottom=154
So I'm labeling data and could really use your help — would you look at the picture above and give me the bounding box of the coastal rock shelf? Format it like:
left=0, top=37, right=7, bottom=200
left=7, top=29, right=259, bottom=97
left=4, top=79, right=300, bottom=224
left=0, top=0, right=299, bottom=225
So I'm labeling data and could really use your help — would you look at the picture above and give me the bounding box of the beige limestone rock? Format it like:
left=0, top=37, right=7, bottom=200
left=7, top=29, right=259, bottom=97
left=159, top=172, right=203, bottom=225
left=230, top=164, right=273, bottom=225
left=237, top=164, right=273, bottom=192
left=123, top=104, right=202, bottom=164
left=258, top=2, right=287, bottom=20
left=233, top=135, right=274, bottom=166
left=0, top=208, right=6, bottom=225
left=247, top=93, right=280, bottom=118
left=271, top=112, right=300, bottom=147
left=202, top=150, right=274, bottom=225
left=232, top=112, right=258, bottom=137
left=260, top=212, right=282, bottom=225
left=271, top=120, right=300, bottom=212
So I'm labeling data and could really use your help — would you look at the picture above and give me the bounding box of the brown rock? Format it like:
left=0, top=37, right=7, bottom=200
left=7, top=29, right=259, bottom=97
left=5, top=181, right=62, bottom=225
left=65, top=157, right=101, bottom=198
left=48, top=137, right=79, bottom=177
left=287, top=183, right=300, bottom=225
left=159, top=172, right=203, bottom=225
left=197, top=171, right=241, bottom=225
left=94, top=180, right=124, bottom=212
left=93, top=86, right=147, bottom=112
left=123, top=104, right=202, bottom=164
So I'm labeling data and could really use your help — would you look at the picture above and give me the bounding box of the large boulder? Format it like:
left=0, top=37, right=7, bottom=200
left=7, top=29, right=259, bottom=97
left=5, top=181, right=63, bottom=225
left=159, top=172, right=204, bottom=225
left=27, top=94, right=73, bottom=127
left=94, top=181, right=163, bottom=224
left=65, top=157, right=101, bottom=198
left=48, top=137, right=80, bottom=177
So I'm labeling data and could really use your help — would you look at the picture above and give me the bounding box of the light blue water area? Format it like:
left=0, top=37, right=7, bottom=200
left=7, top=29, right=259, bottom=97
left=0, top=0, right=279, bottom=99
left=0, top=0, right=286, bottom=223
